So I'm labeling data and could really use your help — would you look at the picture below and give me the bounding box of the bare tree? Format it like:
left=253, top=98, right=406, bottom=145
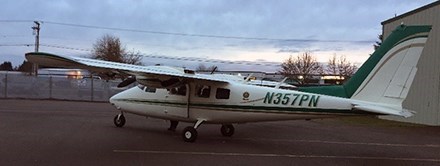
left=124, top=50, right=143, bottom=65
left=279, top=52, right=323, bottom=85
left=196, top=64, right=218, bottom=72
left=337, top=55, right=358, bottom=77
left=92, top=34, right=143, bottom=65
left=326, top=54, right=358, bottom=78
left=327, top=54, right=338, bottom=76
left=196, top=64, right=207, bottom=71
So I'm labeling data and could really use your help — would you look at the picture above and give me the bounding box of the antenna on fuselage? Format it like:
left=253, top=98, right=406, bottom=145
left=275, top=77, right=288, bottom=89
left=244, top=73, right=254, bottom=82
left=210, top=66, right=218, bottom=74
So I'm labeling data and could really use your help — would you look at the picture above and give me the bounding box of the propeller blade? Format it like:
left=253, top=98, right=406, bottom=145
left=117, top=77, right=136, bottom=88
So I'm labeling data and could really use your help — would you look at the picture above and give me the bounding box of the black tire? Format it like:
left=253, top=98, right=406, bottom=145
left=114, top=114, right=126, bottom=127
left=221, top=124, right=234, bottom=137
left=182, top=126, right=198, bottom=142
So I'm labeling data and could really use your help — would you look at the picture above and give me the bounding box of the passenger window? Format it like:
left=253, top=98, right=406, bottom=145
left=195, top=85, right=211, bottom=98
left=144, top=87, right=156, bottom=93
left=216, top=88, right=230, bottom=99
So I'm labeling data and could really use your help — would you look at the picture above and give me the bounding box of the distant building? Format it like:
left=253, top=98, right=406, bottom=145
left=200, top=70, right=348, bottom=86
left=38, top=68, right=90, bottom=79
left=381, top=1, right=440, bottom=125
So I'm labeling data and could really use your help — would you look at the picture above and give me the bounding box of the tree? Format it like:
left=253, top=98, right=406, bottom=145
left=123, top=50, right=143, bottom=65
left=279, top=52, right=323, bottom=85
left=0, top=61, right=13, bottom=71
left=91, top=34, right=143, bottom=65
left=15, top=60, right=33, bottom=72
left=373, top=34, right=383, bottom=50
left=327, top=54, right=338, bottom=76
left=195, top=64, right=218, bottom=72
left=326, top=54, right=358, bottom=78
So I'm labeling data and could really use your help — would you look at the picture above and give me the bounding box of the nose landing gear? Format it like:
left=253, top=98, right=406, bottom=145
left=114, top=113, right=126, bottom=127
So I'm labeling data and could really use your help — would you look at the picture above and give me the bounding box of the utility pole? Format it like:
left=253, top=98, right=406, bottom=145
left=32, top=21, right=40, bottom=76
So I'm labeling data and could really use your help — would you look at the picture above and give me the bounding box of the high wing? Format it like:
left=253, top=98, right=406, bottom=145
left=25, top=52, right=242, bottom=87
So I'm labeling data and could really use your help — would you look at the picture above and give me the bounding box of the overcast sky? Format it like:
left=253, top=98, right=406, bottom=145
left=0, top=0, right=436, bottom=72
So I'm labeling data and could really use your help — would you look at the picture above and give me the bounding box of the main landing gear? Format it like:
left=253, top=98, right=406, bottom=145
left=220, top=124, right=234, bottom=137
left=168, top=120, right=179, bottom=131
left=112, top=114, right=235, bottom=142
left=114, top=112, right=126, bottom=127
left=182, top=120, right=235, bottom=142
left=182, top=120, right=204, bottom=142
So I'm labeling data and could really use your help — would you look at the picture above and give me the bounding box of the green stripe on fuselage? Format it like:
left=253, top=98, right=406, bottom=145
left=114, top=98, right=374, bottom=115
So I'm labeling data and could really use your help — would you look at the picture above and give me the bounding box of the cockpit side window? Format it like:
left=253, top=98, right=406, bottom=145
left=216, top=88, right=230, bottom=99
left=195, top=85, right=210, bottom=98
left=168, top=85, right=187, bottom=96
left=138, top=84, right=156, bottom=93
left=137, top=84, right=145, bottom=90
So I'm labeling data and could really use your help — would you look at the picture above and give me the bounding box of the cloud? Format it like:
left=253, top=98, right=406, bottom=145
left=0, top=0, right=435, bottom=70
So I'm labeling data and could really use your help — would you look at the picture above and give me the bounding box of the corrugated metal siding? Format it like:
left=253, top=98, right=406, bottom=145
left=381, top=4, right=440, bottom=125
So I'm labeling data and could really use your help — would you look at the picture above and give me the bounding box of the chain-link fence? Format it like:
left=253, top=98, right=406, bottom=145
left=0, top=72, right=131, bottom=102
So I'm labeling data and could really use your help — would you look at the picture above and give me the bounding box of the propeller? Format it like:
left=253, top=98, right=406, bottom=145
left=117, top=77, right=136, bottom=88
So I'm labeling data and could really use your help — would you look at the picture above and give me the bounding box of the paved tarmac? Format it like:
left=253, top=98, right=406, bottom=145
left=0, top=99, right=439, bottom=166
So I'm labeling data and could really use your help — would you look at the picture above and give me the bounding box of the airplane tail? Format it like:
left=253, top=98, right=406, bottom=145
left=348, top=25, right=430, bottom=106
left=299, top=25, right=431, bottom=116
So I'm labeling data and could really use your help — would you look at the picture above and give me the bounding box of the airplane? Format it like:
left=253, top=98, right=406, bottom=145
left=25, top=24, right=431, bottom=142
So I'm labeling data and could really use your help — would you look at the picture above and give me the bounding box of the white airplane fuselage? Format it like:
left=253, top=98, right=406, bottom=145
left=110, top=81, right=362, bottom=124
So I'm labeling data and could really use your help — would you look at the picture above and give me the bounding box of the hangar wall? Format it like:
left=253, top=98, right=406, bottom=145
left=381, top=1, right=440, bottom=125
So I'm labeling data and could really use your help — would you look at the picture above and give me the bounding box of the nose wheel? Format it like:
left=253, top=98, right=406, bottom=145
left=114, top=113, right=126, bottom=127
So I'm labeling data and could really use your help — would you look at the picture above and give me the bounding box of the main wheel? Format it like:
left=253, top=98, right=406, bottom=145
left=114, top=114, right=126, bottom=127
left=182, top=126, right=198, bottom=142
left=220, top=124, right=234, bottom=137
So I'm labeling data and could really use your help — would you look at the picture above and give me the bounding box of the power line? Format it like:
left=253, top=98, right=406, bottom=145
left=39, top=44, right=92, bottom=52
left=0, top=43, right=33, bottom=47
left=1, top=20, right=376, bottom=43
left=36, top=43, right=281, bottom=66
left=0, top=35, right=31, bottom=38
left=0, top=42, right=280, bottom=66
left=0, top=20, right=366, bottom=67
left=40, top=20, right=375, bottom=43
left=0, top=20, right=34, bottom=23
left=142, top=54, right=281, bottom=67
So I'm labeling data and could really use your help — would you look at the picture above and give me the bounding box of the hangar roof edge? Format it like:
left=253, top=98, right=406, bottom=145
left=382, top=1, right=440, bottom=25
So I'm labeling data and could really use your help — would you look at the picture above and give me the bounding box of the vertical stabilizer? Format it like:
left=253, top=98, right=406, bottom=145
left=299, top=25, right=432, bottom=104
left=349, top=26, right=430, bottom=105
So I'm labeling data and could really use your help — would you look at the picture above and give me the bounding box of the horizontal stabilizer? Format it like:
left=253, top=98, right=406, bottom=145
left=353, top=103, right=414, bottom=118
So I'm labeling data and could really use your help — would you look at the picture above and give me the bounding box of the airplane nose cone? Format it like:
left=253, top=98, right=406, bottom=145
left=109, top=87, right=136, bottom=104
left=109, top=91, right=125, bottom=110
left=109, top=92, right=123, bottom=104
left=109, top=95, right=117, bottom=104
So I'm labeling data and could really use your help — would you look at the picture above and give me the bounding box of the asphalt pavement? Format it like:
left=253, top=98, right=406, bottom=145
left=0, top=99, right=439, bottom=166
